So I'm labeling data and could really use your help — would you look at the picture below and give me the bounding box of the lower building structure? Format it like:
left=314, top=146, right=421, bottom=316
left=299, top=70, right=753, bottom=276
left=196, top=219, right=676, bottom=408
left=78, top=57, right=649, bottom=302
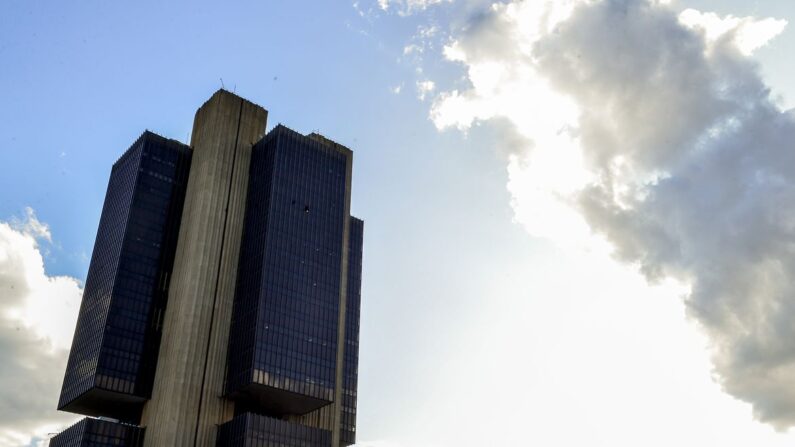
left=49, top=418, right=145, bottom=447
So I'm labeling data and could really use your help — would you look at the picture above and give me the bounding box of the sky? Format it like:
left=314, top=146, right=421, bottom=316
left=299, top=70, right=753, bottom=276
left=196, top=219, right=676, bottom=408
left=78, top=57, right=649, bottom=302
left=3, top=0, right=795, bottom=445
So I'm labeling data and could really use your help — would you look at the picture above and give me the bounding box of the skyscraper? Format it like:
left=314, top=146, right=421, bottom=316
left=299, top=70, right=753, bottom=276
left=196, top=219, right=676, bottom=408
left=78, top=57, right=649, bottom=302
left=52, top=90, right=363, bottom=447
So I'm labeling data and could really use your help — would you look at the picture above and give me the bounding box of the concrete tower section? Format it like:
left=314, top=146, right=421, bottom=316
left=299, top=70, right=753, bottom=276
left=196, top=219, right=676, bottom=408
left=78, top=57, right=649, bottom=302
left=140, top=90, right=268, bottom=446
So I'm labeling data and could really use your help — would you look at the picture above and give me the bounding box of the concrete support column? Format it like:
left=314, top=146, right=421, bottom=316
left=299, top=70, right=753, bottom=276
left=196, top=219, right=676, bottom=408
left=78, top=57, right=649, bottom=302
left=141, top=90, right=267, bottom=446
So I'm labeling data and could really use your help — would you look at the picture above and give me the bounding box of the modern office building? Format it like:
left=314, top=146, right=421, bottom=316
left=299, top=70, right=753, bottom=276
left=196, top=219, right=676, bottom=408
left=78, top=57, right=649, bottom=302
left=52, top=90, right=363, bottom=447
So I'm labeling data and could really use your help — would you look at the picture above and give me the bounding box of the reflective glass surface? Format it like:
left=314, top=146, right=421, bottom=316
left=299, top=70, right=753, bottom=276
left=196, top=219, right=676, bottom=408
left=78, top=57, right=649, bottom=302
left=340, top=217, right=363, bottom=446
left=49, top=417, right=145, bottom=447
left=58, top=132, right=191, bottom=421
left=216, top=412, right=331, bottom=447
left=227, top=125, right=349, bottom=413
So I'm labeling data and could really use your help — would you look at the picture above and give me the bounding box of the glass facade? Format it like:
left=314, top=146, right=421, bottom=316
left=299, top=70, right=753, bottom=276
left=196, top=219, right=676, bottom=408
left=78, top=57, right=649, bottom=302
left=226, top=125, right=350, bottom=418
left=49, top=418, right=145, bottom=447
left=340, top=217, right=363, bottom=446
left=217, top=412, right=331, bottom=447
left=58, top=131, right=191, bottom=422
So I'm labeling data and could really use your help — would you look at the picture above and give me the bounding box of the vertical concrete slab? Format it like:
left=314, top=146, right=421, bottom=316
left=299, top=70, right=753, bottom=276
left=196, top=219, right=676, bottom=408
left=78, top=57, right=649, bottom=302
left=140, top=90, right=267, bottom=447
left=194, top=99, right=268, bottom=447
left=332, top=146, right=353, bottom=447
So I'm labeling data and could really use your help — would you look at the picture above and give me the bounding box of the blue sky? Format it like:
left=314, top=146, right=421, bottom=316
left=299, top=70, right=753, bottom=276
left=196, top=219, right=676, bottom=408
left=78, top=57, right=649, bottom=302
left=0, top=0, right=435, bottom=279
left=5, top=1, right=795, bottom=446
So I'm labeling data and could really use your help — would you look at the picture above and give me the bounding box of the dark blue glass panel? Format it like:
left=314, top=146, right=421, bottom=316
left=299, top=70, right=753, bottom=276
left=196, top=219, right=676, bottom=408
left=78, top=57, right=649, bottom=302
left=340, top=217, right=363, bottom=446
left=58, top=132, right=191, bottom=422
left=226, top=125, right=349, bottom=416
left=49, top=417, right=145, bottom=447
left=216, top=412, right=331, bottom=447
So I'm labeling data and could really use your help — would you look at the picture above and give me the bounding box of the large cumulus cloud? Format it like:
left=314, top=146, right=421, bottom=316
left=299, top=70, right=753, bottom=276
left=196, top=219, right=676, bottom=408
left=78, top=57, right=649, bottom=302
left=0, top=209, right=81, bottom=446
left=431, top=0, right=795, bottom=429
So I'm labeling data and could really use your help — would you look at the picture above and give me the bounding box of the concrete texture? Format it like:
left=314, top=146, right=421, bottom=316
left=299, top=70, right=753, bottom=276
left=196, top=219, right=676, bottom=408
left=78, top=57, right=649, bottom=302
left=331, top=142, right=353, bottom=447
left=140, top=90, right=267, bottom=446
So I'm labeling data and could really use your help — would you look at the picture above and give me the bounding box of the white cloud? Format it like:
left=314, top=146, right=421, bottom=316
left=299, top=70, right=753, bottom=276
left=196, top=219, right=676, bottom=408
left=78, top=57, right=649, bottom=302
left=400, top=24, right=443, bottom=69
left=10, top=208, right=52, bottom=243
left=416, top=80, right=436, bottom=101
left=417, top=25, right=438, bottom=39
left=0, top=209, right=82, bottom=446
left=377, top=0, right=453, bottom=17
left=679, top=9, right=787, bottom=55
left=403, top=44, right=423, bottom=56
left=431, top=0, right=795, bottom=429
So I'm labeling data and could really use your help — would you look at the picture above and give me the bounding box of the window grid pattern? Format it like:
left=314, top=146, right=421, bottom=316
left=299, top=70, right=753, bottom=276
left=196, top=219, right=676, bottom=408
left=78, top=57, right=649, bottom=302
left=225, top=134, right=277, bottom=396
left=216, top=412, right=331, bottom=447
left=59, top=138, right=142, bottom=411
left=58, top=132, right=191, bottom=420
left=227, top=125, right=348, bottom=405
left=340, top=217, right=363, bottom=446
left=49, top=418, right=145, bottom=447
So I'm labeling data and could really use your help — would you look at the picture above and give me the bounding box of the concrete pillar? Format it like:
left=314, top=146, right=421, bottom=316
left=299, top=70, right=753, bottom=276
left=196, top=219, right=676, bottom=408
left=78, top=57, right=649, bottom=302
left=141, top=90, right=267, bottom=446
left=331, top=143, right=353, bottom=447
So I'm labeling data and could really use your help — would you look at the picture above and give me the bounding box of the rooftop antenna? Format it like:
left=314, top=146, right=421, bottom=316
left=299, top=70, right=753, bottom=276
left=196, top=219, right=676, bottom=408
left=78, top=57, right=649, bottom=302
left=220, top=78, right=225, bottom=89
left=233, top=83, right=236, bottom=93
